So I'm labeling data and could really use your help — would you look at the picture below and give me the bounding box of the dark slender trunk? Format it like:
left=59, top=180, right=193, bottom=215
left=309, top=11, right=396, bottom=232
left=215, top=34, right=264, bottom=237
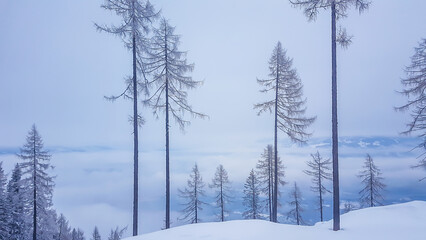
left=295, top=197, right=300, bottom=225
left=33, top=138, right=37, bottom=240
left=165, top=26, right=171, bottom=229
left=194, top=180, right=198, bottom=223
left=273, top=58, right=279, bottom=223
left=252, top=177, right=256, bottom=219
left=319, top=166, right=323, bottom=222
left=370, top=163, right=373, bottom=207
left=132, top=33, right=139, bottom=236
left=331, top=0, right=340, bottom=231
left=220, top=180, right=224, bottom=222
left=268, top=149, right=272, bottom=221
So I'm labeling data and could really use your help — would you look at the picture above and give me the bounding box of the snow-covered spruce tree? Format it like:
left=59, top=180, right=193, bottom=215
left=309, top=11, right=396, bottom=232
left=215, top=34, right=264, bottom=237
left=255, top=144, right=286, bottom=221
left=91, top=226, right=101, bottom=240
left=71, top=229, right=77, bottom=240
left=287, top=182, right=304, bottom=225
left=242, top=169, right=262, bottom=220
left=108, top=227, right=126, bottom=240
left=56, top=213, right=72, bottom=240
left=18, top=125, right=57, bottom=240
left=304, top=151, right=332, bottom=222
left=7, top=164, right=27, bottom=240
left=0, top=162, right=10, bottom=240
left=209, top=164, right=232, bottom=222
left=290, top=0, right=370, bottom=231
left=396, top=38, right=426, bottom=181
left=71, top=228, right=85, bottom=240
left=255, top=42, right=315, bottom=222
left=76, top=229, right=85, bottom=240
left=178, top=163, right=206, bottom=224
left=358, top=154, right=385, bottom=208
left=144, top=18, right=206, bottom=229
left=95, top=1, right=159, bottom=235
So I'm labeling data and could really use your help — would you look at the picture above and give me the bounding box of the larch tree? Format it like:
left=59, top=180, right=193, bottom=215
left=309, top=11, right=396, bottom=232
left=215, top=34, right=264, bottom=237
left=91, top=226, right=102, bottom=240
left=107, top=227, right=126, bottom=240
left=18, top=125, right=56, bottom=240
left=144, top=18, right=206, bottom=229
left=0, top=162, right=9, bottom=240
left=71, top=229, right=77, bottom=240
left=95, top=1, right=159, bottom=235
left=71, top=228, right=85, bottom=240
left=287, top=182, right=304, bottom=225
left=7, top=164, right=27, bottom=240
left=178, top=163, right=206, bottom=224
left=56, top=213, right=72, bottom=240
left=255, top=144, right=286, bottom=221
left=358, top=154, right=385, bottom=208
left=396, top=38, right=426, bottom=181
left=290, top=0, right=371, bottom=231
left=209, top=164, right=232, bottom=222
left=304, top=151, right=332, bottom=222
left=242, top=169, right=262, bottom=220
left=76, top=229, right=85, bottom=240
left=255, top=42, right=315, bottom=222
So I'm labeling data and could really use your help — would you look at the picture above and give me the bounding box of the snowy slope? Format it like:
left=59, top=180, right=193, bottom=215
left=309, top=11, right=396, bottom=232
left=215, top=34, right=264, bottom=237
left=125, top=201, right=426, bottom=240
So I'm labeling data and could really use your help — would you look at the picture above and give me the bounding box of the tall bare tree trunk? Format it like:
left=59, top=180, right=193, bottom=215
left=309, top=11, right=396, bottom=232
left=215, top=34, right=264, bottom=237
left=268, top=148, right=272, bottom=221
left=319, top=166, right=323, bottom=222
left=132, top=33, right=139, bottom=236
left=331, top=0, right=340, bottom=231
left=165, top=27, right=171, bottom=229
left=273, top=61, right=279, bottom=223
left=33, top=139, right=37, bottom=240
left=220, top=181, right=224, bottom=222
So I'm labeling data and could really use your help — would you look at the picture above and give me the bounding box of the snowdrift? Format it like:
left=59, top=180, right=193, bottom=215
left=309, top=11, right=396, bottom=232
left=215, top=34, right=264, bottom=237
left=125, top=201, right=426, bottom=240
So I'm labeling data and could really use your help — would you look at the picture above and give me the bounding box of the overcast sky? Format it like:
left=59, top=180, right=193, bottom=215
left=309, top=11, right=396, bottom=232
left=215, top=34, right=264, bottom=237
left=1, top=0, right=426, bottom=238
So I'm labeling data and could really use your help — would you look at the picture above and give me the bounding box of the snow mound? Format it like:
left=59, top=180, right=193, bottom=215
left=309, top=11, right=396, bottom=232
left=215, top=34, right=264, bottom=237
left=126, top=201, right=426, bottom=240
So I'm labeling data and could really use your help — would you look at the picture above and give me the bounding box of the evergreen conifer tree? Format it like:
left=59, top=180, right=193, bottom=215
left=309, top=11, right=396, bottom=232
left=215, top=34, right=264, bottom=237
left=91, top=226, right=101, bottom=240
left=178, top=163, right=205, bottom=224
left=396, top=38, right=426, bottom=181
left=144, top=18, right=206, bottom=229
left=290, top=0, right=371, bottom=230
left=358, top=154, right=386, bottom=207
left=209, top=165, right=232, bottom=222
left=7, top=164, right=27, bottom=240
left=255, top=145, right=286, bottom=221
left=242, top=169, right=261, bottom=219
left=56, top=214, right=72, bottom=240
left=18, top=125, right=56, bottom=240
left=304, top=151, right=332, bottom=221
left=96, top=1, right=159, bottom=235
left=287, top=182, right=304, bottom=225
left=0, top=162, right=10, bottom=240
left=255, top=42, right=315, bottom=222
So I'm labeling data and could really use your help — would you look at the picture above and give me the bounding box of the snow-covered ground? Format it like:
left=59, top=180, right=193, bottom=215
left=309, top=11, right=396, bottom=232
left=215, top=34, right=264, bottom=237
left=125, top=201, right=426, bottom=240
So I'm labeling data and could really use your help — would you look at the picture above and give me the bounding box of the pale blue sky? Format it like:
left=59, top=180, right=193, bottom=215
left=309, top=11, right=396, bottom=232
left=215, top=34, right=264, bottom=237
left=1, top=0, right=426, bottom=238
